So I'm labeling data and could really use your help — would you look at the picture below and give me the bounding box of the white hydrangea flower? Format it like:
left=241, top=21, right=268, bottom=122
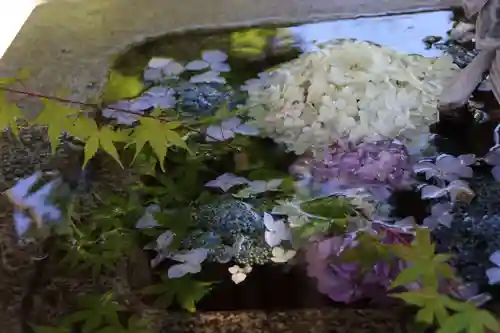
left=229, top=264, right=252, bottom=284
left=243, top=40, right=457, bottom=154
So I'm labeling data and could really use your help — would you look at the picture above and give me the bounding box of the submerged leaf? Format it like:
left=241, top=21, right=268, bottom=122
left=102, top=71, right=144, bottom=104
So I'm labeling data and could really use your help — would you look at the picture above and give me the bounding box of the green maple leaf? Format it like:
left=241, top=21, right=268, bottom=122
left=33, top=99, right=80, bottom=153
left=131, top=118, right=189, bottom=172
left=171, top=277, right=214, bottom=313
left=391, top=228, right=455, bottom=290
left=79, top=119, right=127, bottom=168
left=141, top=276, right=214, bottom=312
left=438, top=309, right=500, bottom=333
left=101, top=71, right=144, bottom=104
left=393, top=289, right=450, bottom=326
left=0, top=91, right=23, bottom=137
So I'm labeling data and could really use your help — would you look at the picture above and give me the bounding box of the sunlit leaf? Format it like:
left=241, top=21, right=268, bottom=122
left=80, top=120, right=126, bottom=168
left=101, top=71, right=144, bottom=104
left=131, top=118, right=188, bottom=171
left=391, top=264, right=421, bottom=288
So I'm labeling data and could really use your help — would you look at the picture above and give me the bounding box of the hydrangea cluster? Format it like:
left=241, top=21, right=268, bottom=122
left=307, top=139, right=415, bottom=199
left=305, top=221, right=415, bottom=303
left=102, top=50, right=236, bottom=125
left=191, top=199, right=273, bottom=265
left=243, top=39, right=457, bottom=154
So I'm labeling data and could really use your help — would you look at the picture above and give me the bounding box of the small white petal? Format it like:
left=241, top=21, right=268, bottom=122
left=234, top=124, right=260, bottom=136
left=205, top=125, right=234, bottom=142
left=168, top=264, right=189, bottom=278
left=143, top=68, right=163, bottom=81
left=163, top=61, right=185, bottom=76
left=221, top=117, right=242, bottom=129
left=263, top=213, right=275, bottom=231
left=231, top=272, right=247, bottom=284
left=136, top=205, right=161, bottom=229
left=242, top=265, right=252, bottom=274
left=490, top=251, right=500, bottom=266
left=151, top=253, right=169, bottom=268
left=228, top=265, right=240, bottom=274
left=172, top=248, right=208, bottom=264
left=492, top=165, right=500, bottom=181
left=156, top=230, right=175, bottom=250
left=6, top=172, right=42, bottom=206
left=185, top=60, right=209, bottom=71
left=148, top=57, right=172, bottom=69
left=210, top=62, right=231, bottom=72
left=13, top=211, right=32, bottom=237
left=202, top=50, right=228, bottom=63
left=190, top=71, right=226, bottom=84
left=271, top=247, right=296, bottom=263
left=265, top=230, right=281, bottom=247
left=486, top=267, right=500, bottom=285
left=420, top=185, right=448, bottom=199
left=204, top=173, right=249, bottom=192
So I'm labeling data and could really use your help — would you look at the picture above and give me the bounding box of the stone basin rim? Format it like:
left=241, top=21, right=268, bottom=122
left=101, top=6, right=457, bottom=103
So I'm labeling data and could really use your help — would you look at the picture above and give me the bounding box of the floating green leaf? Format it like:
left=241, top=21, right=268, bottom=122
left=230, top=29, right=274, bottom=57
left=101, top=71, right=143, bottom=104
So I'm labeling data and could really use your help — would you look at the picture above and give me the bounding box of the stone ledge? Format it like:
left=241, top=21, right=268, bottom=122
left=0, top=0, right=459, bottom=116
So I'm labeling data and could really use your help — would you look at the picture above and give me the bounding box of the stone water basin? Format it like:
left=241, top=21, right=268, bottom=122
left=23, top=8, right=500, bottom=333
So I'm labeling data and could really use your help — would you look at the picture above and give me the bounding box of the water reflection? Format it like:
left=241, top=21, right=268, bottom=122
left=114, top=11, right=455, bottom=79
left=286, top=11, right=453, bottom=56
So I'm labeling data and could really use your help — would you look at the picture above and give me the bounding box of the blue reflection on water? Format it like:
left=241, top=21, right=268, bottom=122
left=286, top=11, right=453, bottom=57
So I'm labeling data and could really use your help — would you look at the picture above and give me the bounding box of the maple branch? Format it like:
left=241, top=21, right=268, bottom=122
left=0, top=85, right=239, bottom=148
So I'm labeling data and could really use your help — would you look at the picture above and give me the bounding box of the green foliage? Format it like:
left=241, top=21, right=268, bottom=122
left=141, top=276, right=214, bottom=312
left=32, top=293, right=152, bottom=333
left=300, top=196, right=352, bottom=219
left=33, top=99, right=80, bottom=153
left=391, top=229, right=455, bottom=290
left=60, top=193, right=141, bottom=278
left=130, top=119, right=189, bottom=171
left=389, top=229, right=500, bottom=332
left=1, top=67, right=499, bottom=333
left=101, top=71, right=144, bottom=104
left=230, top=29, right=275, bottom=57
